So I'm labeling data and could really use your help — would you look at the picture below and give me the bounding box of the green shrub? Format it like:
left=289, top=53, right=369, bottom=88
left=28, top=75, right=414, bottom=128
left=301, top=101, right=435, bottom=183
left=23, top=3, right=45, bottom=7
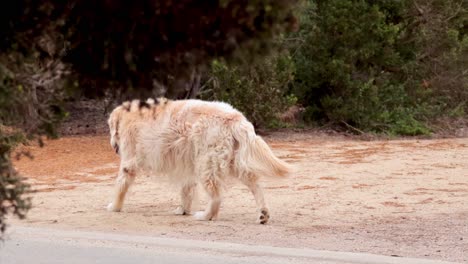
left=402, top=0, right=468, bottom=117
left=0, top=130, right=31, bottom=235
left=289, top=0, right=467, bottom=135
left=201, top=52, right=295, bottom=127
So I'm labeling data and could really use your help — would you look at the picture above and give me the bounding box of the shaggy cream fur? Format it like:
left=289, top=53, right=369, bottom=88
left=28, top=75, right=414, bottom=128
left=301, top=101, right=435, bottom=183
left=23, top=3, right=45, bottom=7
left=107, top=98, right=290, bottom=224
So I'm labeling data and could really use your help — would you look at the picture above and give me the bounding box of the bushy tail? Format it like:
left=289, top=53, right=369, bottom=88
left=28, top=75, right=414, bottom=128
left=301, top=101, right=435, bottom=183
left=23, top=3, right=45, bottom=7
left=231, top=119, right=291, bottom=178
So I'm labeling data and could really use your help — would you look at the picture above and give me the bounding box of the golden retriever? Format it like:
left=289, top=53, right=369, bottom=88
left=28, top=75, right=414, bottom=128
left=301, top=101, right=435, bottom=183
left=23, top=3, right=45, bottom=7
left=106, top=98, right=290, bottom=224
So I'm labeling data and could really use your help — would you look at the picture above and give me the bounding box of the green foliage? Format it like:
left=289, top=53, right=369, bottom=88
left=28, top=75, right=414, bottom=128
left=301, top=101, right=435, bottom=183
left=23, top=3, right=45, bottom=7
left=202, top=52, right=295, bottom=127
left=401, top=0, right=468, bottom=116
left=0, top=131, right=31, bottom=235
left=291, top=0, right=419, bottom=133
left=289, top=0, right=467, bottom=135
left=285, top=94, right=299, bottom=106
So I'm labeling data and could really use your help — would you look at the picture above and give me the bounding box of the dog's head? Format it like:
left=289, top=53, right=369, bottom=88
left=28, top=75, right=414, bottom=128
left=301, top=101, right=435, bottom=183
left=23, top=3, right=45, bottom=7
left=108, top=104, right=127, bottom=155
left=107, top=98, right=167, bottom=155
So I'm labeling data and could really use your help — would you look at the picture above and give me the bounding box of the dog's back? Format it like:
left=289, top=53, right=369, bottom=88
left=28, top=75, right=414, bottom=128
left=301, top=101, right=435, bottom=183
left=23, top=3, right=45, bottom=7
left=169, top=99, right=290, bottom=178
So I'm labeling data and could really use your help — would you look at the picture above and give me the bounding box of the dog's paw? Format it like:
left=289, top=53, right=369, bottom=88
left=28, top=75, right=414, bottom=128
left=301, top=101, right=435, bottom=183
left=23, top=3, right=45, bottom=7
left=173, top=206, right=187, bottom=215
left=107, top=203, right=121, bottom=212
left=256, top=208, right=270, bottom=224
left=193, top=211, right=210, bottom=221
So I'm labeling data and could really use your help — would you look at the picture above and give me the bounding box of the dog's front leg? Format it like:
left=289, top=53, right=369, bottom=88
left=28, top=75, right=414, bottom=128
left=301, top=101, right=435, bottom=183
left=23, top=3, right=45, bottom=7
left=174, top=182, right=197, bottom=215
left=107, top=165, right=136, bottom=212
left=193, top=177, right=222, bottom=221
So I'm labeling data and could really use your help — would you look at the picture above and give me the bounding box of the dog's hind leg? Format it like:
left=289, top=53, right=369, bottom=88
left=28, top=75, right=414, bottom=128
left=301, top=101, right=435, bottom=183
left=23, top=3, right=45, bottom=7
left=240, top=174, right=270, bottom=224
left=107, top=164, right=136, bottom=212
left=174, top=182, right=197, bottom=215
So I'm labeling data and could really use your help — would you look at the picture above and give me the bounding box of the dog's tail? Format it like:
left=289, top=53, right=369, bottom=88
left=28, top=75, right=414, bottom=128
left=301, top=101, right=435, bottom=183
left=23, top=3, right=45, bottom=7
left=231, top=119, right=291, bottom=178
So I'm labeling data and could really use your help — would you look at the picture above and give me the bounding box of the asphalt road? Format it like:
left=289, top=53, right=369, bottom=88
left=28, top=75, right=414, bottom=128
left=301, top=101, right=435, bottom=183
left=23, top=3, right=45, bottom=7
left=0, top=227, right=459, bottom=264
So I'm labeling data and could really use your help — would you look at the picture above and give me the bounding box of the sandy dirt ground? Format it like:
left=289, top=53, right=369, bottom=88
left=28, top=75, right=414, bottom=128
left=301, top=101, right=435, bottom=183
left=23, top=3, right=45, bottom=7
left=10, top=132, right=468, bottom=263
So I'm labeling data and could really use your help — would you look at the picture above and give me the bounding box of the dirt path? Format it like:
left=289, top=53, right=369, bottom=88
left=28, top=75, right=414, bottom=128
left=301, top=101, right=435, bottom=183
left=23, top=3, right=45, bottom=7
left=11, top=133, right=468, bottom=263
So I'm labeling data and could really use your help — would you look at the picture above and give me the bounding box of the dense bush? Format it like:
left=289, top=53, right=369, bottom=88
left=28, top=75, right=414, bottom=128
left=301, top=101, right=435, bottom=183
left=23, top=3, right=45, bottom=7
left=402, top=0, right=468, bottom=117
left=288, top=0, right=467, bottom=135
left=199, top=0, right=466, bottom=134
left=201, top=52, right=295, bottom=127
left=290, top=0, right=416, bottom=134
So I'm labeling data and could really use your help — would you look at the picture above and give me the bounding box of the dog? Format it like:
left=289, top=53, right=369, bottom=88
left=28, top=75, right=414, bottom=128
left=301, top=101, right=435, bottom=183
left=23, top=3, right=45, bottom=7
left=106, top=98, right=290, bottom=224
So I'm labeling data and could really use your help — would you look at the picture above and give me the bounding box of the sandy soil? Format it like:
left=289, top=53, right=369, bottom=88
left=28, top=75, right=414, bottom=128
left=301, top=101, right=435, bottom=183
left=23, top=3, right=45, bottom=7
left=11, top=132, right=468, bottom=263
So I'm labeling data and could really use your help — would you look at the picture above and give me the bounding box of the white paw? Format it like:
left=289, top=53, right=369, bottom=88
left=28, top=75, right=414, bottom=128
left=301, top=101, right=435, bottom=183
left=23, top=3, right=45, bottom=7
left=107, top=203, right=121, bottom=212
left=193, top=211, right=209, bottom=221
left=173, top=206, right=186, bottom=215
